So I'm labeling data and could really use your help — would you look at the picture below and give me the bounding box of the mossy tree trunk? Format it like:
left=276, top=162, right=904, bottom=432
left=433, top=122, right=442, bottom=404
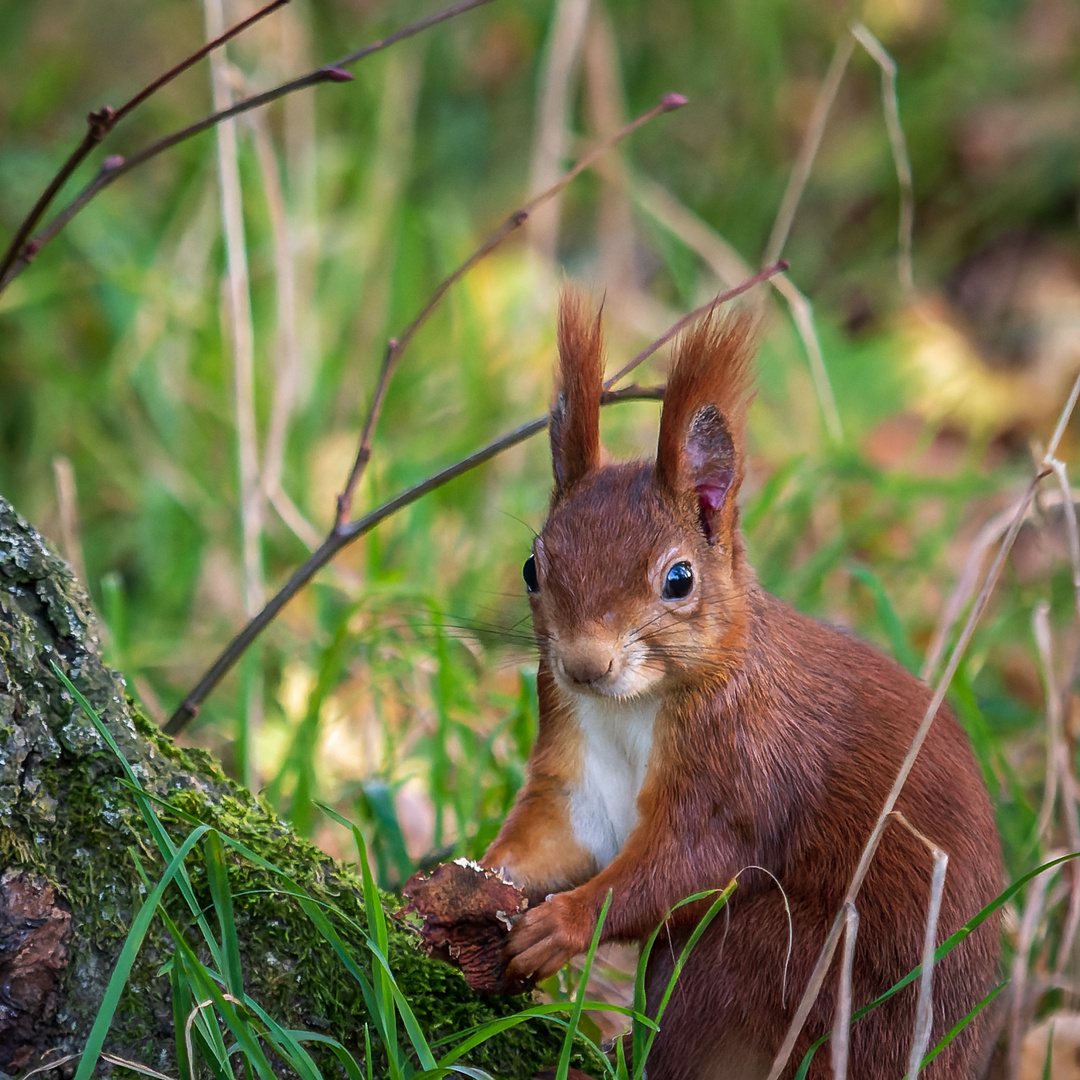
left=0, top=495, right=574, bottom=1079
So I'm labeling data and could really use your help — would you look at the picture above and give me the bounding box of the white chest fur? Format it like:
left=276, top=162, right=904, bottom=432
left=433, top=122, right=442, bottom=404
left=568, top=694, right=659, bottom=870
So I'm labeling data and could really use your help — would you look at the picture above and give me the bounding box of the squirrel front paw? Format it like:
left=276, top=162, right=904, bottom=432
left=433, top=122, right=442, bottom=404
left=503, top=891, right=593, bottom=982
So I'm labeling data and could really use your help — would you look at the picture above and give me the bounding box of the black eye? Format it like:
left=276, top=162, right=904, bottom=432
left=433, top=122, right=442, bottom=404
left=662, top=561, right=693, bottom=600
left=523, top=554, right=539, bottom=593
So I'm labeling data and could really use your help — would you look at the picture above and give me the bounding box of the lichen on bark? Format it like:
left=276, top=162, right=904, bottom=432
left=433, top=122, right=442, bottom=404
left=0, top=495, right=587, bottom=1079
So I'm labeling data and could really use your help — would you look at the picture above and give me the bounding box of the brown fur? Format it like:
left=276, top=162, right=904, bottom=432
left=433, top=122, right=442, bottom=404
left=484, top=293, right=1002, bottom=1079
left=549, top=291, right=605, bottom=497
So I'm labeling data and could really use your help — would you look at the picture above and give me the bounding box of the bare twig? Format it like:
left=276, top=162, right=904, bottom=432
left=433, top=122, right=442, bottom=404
left=603, top=260, right=789, bottom=387
left=166, top=249, right=783, bottom=735
left=163, top=384, right=664, bottom=734
left=0, top=0, right=496, bottom=295
left=627, top=174, right=843, bottom=442
left=332, top=92, right=688, bottom=525
left=0, top=0, right=290, bottom=287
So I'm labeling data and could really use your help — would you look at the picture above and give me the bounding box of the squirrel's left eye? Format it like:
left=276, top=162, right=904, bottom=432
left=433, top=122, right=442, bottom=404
left=523, top=554, right=539, bottom=593
left=662, top=561, right=694, bottom=600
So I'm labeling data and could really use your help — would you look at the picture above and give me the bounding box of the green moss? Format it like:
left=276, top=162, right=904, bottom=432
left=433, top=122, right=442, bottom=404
left=0, top=495, right=593, bottom=1078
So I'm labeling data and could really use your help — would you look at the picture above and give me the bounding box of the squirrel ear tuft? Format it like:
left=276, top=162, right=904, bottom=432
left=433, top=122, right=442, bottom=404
left=655, top=311, right=754, bottom=544
left=550, top=291, right=605, bottom=497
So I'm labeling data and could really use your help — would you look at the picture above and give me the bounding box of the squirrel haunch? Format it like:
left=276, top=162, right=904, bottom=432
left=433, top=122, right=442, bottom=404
left=483, top=294, right=1002, bottom=1079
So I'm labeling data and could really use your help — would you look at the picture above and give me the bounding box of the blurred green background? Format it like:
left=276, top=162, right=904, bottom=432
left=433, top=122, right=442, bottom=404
left=1, top=0, right=1079, bottom=1002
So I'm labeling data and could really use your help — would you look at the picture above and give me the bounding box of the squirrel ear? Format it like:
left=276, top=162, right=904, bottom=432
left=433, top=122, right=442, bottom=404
left=550, top=291, right=604, bottom=497
left=655, top=311, right=754, bottom=545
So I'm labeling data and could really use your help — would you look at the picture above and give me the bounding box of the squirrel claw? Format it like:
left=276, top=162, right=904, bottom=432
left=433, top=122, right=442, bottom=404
left=503, top=892, right=592, bottom=982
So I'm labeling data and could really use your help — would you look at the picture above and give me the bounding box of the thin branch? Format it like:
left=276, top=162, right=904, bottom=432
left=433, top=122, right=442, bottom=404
left=0, top=0, right=290, bottom=287
left=163, top=384, right=664, bottom=734
left=336, top=338, right=398, bottom=527
left=166, top=254, right=783, bottom=734
left=603, top=259, right=789, bottom=387
left=332, top=92, right=688, bottom=525
left=0, top=0, right=496, bottom=294
left=626, top=173, right=843, bottom=443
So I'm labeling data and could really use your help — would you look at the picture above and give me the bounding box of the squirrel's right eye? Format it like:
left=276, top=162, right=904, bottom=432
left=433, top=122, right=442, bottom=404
left=662, top=561, right=694, bottom=600
left=523, top=554, right=539, bottom=593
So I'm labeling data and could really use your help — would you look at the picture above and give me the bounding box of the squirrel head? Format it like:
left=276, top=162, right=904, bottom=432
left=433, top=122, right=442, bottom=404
left=524, top=292, right=756, bottom=702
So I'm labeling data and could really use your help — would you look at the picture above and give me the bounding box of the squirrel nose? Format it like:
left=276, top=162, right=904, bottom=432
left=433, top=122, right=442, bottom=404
left=560, top=639, right=617, bottom=686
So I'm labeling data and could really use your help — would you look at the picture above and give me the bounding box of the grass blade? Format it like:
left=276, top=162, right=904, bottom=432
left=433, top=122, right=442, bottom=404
left=556, top=890, right=613, bottom=1080
left=72, top=824, right=211, bottom=1080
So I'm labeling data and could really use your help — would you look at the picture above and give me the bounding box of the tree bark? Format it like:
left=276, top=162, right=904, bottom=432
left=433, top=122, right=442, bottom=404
left=0, top=495, right=579, bottom=1079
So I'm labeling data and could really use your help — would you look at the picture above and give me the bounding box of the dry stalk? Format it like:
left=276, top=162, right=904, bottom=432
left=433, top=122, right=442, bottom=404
left=770, top=273, right=843, bottom=443
left=1033, top=602, right=1080, bottom=982
left=184, top=993, right=244, bottom=1080
left=247, top=107, right=311, bottom=539
left=527, top=0, right=592, bottom=265
left=51, top=455, right=87, bottom=586
left=762, top=34, right=855, bottom=269
left=17, top=1053, right=176, bottom=1080
left=850, top=23, right=915, bottom=302
left=583, top=6, right=638, bottom=300
left=891, top=811, right=950, bottom=1080
left=1034, top=603, right=1063, bottom=843
left=831, top=902, right=859, bottom=1080
left=922, top=487, right=1080, bottom=684
left=205, top=0, right=263, bottom=622
left=1006, top=865, right=1055, bottom=1080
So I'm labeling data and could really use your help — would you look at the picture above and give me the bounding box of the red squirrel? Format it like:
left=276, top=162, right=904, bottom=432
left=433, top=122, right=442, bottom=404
left=482, top=294, right=1003, bottom=1079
